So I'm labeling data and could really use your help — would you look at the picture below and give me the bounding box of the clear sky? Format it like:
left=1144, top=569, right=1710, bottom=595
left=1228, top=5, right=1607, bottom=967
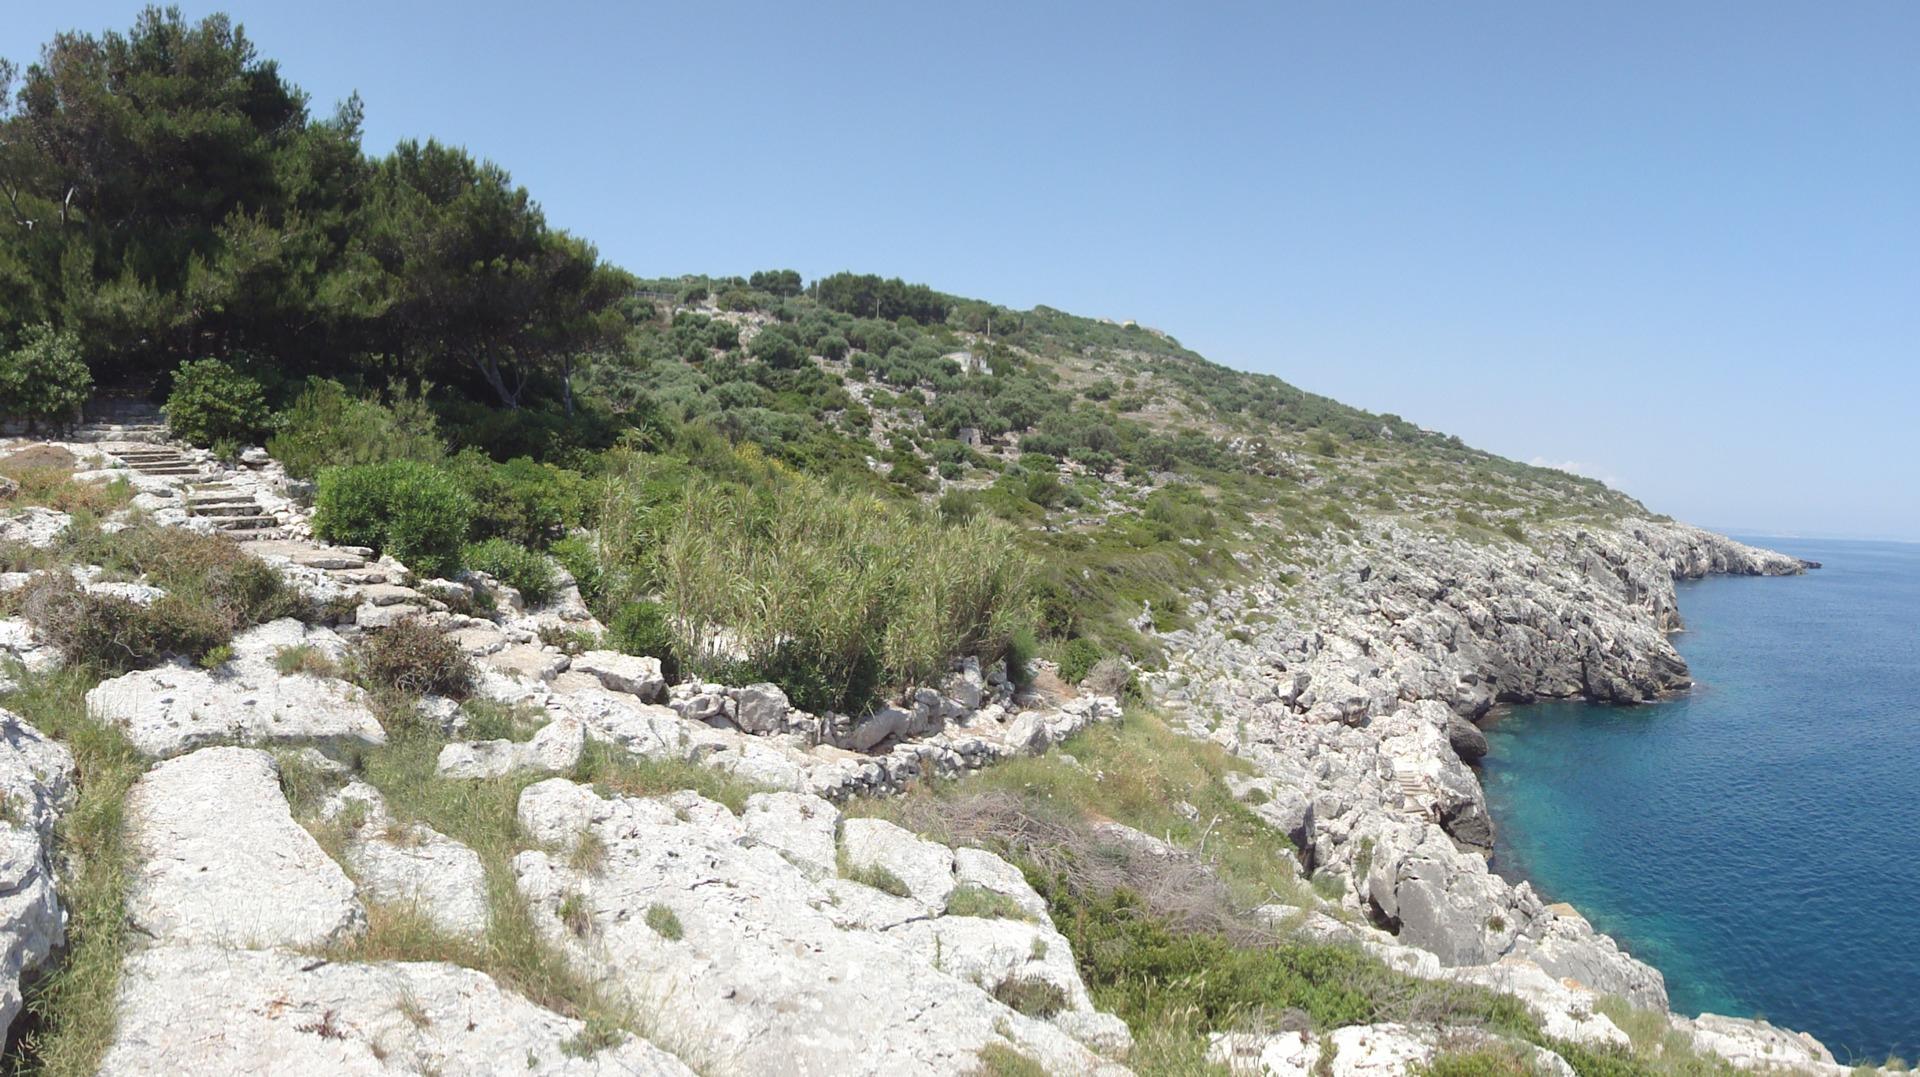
left=7, top=2, right=1917, bottom=539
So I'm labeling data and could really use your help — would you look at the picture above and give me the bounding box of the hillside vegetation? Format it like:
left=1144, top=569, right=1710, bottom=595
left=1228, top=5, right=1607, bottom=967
left=0, top=7, right=1641, bottom=713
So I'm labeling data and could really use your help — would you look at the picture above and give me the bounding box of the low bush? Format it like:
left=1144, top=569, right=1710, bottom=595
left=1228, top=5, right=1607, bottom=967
left=605, top=600, right=678, bottom=682
left=163, top=358, right=270, bottom=447
left=991, top=976, right=1067, bottom=1019
left=352, top=618, right=475, bottom=699
left=18, top=526, right=304, bottom=671
left=944, top=885, right=1029, bottom=921
left=267, top=378, right=444, bottom=479
left=462, top=538, right=556, bottom=606
left=0, top=324, right=92, bottom=432
left=314, top=460, right=472, bottom=577
left=19, top=577, right=224, bottom=671
left=1056, top=637, right=1105, bottom=684
left=643, top=904, right=683, bottom=941
left=0, top=463, right=133, bottom=515
left=446, top=451, right=592, bottom=549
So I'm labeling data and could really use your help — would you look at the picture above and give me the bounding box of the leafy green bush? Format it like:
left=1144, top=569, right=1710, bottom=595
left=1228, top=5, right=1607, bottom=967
left=314, top=461, right=472, bottom=577
left=1057, top=638, right=1105, bottom=684
left=267, top=378, right=444, bottom=479
left=549, top=535, right=605, bottom=607
left=462, top=538, right=556, bottom=605
left=446, top=450, right=591, bottom=548
left=163, top=358, right=270, bottom=447
left=606, top=600, right=678, bottom=681
left=0, top=324, right=92, bottom=431
left=352, top=617, right=475, bottom=699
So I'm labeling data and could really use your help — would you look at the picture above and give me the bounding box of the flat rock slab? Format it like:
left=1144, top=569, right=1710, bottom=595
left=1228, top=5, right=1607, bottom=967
left=126, top=747, right=365, bottom=949
left=840, top=817, right=956, bottom=908
left=512, top=780, right=1124, bottom=1076
left=326, top=781, right=491, bottom=939
left=99, top=945, right=693, bottom=1076
left=88, top=663, right=386, bottom=759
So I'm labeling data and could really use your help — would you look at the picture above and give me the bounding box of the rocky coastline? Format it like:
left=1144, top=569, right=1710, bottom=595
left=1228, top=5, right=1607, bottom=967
left=1148, top=516, right=1865, bottom=1069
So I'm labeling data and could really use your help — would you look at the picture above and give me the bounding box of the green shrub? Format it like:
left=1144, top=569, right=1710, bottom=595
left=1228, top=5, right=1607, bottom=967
left=462, top=538, right=556, bottom=605
left=163, top=358, right=270, bottom=447
left=351, top=618, right=475, bottom=699
left=991, top=976, right=1066, bottom=1019
left=1004, top=627, right=1038, bottom=687
left=446, top=450, right=591, bottom=548
left=643, top=904, right=683, bottom=941
left=549, top=535, right=605, bottom=607
left=0, top=324, right=92, bottom=432
left=606, top=600, right=678, bottom=682
left=314, top=460, right=472, bottom=578
left=1056, top=638, right=1105, bottom=684
left=944, top=885, right=1029, bottom=921
left=267, top=378, right=444, bottom=480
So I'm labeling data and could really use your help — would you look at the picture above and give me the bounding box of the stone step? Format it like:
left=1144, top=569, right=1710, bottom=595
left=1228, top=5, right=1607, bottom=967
left=210, top=515, right=279, bottom=530
left=190, top=502, right=265, bottom=517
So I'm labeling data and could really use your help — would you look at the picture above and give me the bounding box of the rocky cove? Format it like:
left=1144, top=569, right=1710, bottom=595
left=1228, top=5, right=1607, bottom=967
left=1148, top=515, right=1875, bottom=1069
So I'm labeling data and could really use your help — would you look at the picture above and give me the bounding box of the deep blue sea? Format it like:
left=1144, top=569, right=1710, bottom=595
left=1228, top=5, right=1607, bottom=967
left=1481, top=537, right=1920, bottom=1064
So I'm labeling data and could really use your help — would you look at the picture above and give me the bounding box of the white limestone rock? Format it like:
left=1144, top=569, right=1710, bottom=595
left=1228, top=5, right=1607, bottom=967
left=325, top=782, right=490, bottom=938
left=570, top=650, right=665, bottom=702
left=436, top=717, right=584, bottom=780
left=0, top=708, right=75, bottom=1034
left=98, top=945, right=694, bottom=1076
left=730, top=682, right=790, bottom=734
left=1209, top=1023, right=1574, bottom=1076
left=740, top=791, right=839, bottom=880
left=125, top=747, right=365, bottom=949
left=0, top=507, right=70, bottom=549
left=839, top=817, right=956, bottom=908
left=953, top=846, right=1051, bottom=921
left=511, top=779, right=1124, bottom=1076
left=87, top=659, right=385, bottom=760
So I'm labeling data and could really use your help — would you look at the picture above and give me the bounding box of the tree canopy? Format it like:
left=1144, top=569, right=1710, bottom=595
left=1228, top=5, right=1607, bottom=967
left=0, top=5, right=626, bottom=407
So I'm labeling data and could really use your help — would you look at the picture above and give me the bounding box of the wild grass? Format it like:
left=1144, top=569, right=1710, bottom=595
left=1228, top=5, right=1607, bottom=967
left=2, top=665, right=145, bottom=1076
left=606, top=462, right=1035, bottom=714
left=0, top=464, right=134, bottom=515
left=944, top=885, right=1032, bottom=921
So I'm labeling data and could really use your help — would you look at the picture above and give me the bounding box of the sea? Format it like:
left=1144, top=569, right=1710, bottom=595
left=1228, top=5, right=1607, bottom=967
left=1480, top=536, right=1920, bottom=1064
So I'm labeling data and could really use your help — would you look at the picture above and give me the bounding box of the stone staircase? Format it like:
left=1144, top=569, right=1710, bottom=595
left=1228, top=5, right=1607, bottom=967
left=1391, top=760, right=1439, bottom=821
left=71, top=398, right=169, bottom=444
left=111, top=445, right=206, bottom=478
left=184, top=482, right=282, bottom=540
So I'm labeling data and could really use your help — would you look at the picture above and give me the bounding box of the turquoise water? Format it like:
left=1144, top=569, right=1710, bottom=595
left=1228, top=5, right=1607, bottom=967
left=1481, top=537, right=1920, bottom=1064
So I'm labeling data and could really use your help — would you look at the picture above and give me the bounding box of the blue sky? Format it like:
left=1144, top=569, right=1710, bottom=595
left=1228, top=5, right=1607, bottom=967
left=8, top=2, right=1917, bottom=539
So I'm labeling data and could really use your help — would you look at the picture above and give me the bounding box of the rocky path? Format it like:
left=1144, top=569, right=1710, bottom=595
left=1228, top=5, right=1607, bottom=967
left=0, top=435, right=1147, bottom=1074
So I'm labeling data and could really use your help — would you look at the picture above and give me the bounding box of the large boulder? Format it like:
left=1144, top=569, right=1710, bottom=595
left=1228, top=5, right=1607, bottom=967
left=570, top=650, right=665, bottom=702
left=0, top=709, right=74, bottom=1034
